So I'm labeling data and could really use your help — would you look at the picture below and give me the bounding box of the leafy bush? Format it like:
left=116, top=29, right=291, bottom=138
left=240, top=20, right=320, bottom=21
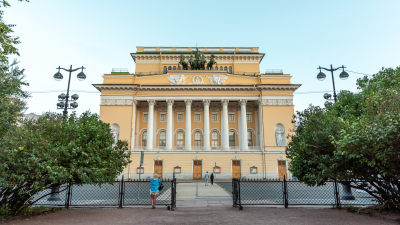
left=0, top=112, right=131, bottom=216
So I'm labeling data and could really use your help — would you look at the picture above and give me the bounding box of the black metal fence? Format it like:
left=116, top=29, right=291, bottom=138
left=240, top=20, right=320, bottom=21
left=232, top=177, right=376, bottom=210
left=32, top=177, right=177, bottom=210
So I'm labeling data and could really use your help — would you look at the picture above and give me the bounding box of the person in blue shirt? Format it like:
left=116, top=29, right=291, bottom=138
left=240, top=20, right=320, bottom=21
left=204, top=171, right=209, bottom=186
left=150, top=174, right=162, bottom=209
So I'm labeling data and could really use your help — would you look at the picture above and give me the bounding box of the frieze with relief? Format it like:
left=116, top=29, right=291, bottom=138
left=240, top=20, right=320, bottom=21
left=168, top=74, right=229, bottom=85
left=101, top=99, right=133, bottom=106
left=209, top=102, right=222, bottom=111
left=136, top=102, right=149, bottom=111
left=262, top=99, right=293, bottom=106
left=191, top=102, right=204, bottom=111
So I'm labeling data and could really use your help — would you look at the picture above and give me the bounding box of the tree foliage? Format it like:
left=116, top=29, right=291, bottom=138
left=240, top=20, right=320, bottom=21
left=287, top=66, right=400, bottom=210
left=0, top=112, right=131, bottom=216
left=0, top=0, right=30, bottom=140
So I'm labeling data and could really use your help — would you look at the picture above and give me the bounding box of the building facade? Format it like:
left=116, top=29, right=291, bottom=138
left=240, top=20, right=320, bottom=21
left=93, top=47, right=301, bottom=180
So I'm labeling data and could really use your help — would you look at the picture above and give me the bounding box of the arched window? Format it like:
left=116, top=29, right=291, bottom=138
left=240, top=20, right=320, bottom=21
left=224, top=66, right=227, bottom=71
left=215, top=66, right=218, bottom=70
left=163, top=66, right=167, bottom=74
left=178, top=66, right=181, bottom=70
left=188, top=66, right=191, bottom=70
left=194, top=131, right=201, bottom=147
left=211, top=131, right=219, bottom=147
left=229, top=131, right=236, bottom=146
left=173, top=66, right=176, bottom=70
left=229, top=66, right=232, bottom=74
left=247, top=131, right=253, bottom=146
left=177, top=131, right=184, bottom=148
left=211, top=67, right=214, bottom=70
left=220, top=66, right=223, bottom=70
left=142, top=131, right=147, bottom=146
left=159, top=131, right=166, bottom=147
left=168, top=66, right=172, bottom=70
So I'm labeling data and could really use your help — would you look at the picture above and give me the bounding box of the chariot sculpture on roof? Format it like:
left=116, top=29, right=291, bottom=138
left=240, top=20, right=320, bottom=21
left=178, top=48, right=217, bottom=70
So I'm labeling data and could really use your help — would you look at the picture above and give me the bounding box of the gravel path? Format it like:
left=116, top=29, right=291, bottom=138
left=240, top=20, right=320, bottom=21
left=16, top=206, right=397, bottom=225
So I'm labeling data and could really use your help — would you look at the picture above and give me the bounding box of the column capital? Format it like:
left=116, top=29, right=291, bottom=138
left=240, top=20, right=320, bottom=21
left=147, top=99, right=156, bottom=106
left=184, top=99, right=193, bottom=105
left=203, top=99, right=211, bottom=106
left=239, top=99, right=248, bottom=106
left=166, top=99, right=174, bottom=106
left=257, top=99, right=263, bottom=106
left=133, top=100, right=137, bottom=105
left=221, top=99, right=229, bottom=106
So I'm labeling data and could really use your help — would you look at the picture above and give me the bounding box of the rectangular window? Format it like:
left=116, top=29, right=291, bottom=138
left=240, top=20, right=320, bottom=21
left=194, top=114, right=201, bottom=122
left=177, top=114, right=183, bottom=121
left=143, top=114, right=148, bottom=121
left=229, top=114, right=235, bottom=122
left=212, top=114, right=218, bottom=122
left=160, top=114, right=166, bottom=122
left=246, top=113, right=252, bottom=122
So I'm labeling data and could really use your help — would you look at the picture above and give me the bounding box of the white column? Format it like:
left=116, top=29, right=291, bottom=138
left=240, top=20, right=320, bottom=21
left=221, top=99, right=229, bottom=150
left=184, top=99, right=192, bottom=150
left=203, top=100, right=211, bottom=150
left=130, top=100, right=137, bottom=150
left=239, top=99, right=248, bottom=150
left=146, top=100, right=155, bottom=150
left=166, top=100, right=174, bottom=150
left=258, top=100, right=264, bottom=151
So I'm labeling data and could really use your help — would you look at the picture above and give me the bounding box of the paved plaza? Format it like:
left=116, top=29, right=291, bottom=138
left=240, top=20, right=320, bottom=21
left=17, top=206, right=397, bottom=225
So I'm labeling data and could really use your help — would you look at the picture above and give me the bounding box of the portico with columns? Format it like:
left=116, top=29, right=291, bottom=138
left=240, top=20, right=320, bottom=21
left=94, top=46, right=301, bottom=180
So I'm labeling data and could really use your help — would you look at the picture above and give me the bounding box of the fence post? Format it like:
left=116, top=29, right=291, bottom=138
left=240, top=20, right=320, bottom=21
left=119, top=175, right=124, bottom=209
left=170, top=178, right=176, bottom=211
left=334, top=179, right=341, bottom=208
left=65, top=182, right=72, bottom=210
left=238, top=179, right=243, bottom=210
left=283, top=175, right=288, bottom=208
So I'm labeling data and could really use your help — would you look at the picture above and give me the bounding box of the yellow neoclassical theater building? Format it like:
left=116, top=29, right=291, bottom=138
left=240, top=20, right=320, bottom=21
left=93, top=46, right=301, bottom=180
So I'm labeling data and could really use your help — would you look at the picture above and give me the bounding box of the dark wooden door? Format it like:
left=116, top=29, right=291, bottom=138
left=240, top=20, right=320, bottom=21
left=154, top=161, right=163, bottom=178
left=232, top=160, right=241, bottom=179
left=278, top=160, right=287, bottom=179
left=193, top=160, right=202, bottom=179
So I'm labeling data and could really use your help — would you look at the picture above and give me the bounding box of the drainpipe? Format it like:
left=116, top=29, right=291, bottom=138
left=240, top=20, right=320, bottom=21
left=128, top=83, right=142, bottom=179
left=253, top=84, right=266, bottom=179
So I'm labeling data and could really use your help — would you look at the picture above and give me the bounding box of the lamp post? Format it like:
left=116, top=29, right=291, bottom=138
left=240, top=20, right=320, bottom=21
left=47, top=65, right=86, bottom=202
left=317, top=64, right=354, bottom=200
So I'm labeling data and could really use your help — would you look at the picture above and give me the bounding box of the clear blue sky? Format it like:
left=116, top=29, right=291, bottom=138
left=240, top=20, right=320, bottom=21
left=4, top=0, right=400, bottom=115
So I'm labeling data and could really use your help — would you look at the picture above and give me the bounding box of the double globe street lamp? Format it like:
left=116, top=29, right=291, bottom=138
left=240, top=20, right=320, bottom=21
left=316, top=64, right=355, bottom=200
left=47, top=65, right=86, bottom=202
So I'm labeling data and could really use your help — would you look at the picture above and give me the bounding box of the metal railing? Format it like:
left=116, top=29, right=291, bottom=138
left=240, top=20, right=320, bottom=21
left=33, top=176, right=177, bottom=210
left=230, top=177, right=375, bottom=210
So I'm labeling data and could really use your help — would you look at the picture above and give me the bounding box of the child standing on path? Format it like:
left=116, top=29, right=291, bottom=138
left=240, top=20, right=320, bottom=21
left=150, top=174, right=162, bottom=209
left=204, top=171, right=209, bottom=186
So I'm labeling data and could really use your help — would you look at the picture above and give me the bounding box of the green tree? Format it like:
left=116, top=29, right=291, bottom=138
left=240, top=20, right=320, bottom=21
left=0, top=0, right=30, bottom=140
left=0, top=112, right=131, bottom=216
left=286, top=66, right=400, bottom=210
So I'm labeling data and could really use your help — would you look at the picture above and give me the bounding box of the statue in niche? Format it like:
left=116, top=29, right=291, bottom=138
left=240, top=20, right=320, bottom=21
left=274, top=123, right=286, bottom=146
left=111, top=127, right=119, bottom=146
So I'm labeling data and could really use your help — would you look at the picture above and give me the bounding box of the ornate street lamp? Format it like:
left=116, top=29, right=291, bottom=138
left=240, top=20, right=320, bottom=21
left=48, top=65, right=86, bottom=202
left=317, top=65, right=348, bottom=103
left=317, top=64, right=355, bottom=200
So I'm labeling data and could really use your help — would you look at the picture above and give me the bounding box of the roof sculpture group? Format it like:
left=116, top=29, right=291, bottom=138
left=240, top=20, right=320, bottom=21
left=178, top=48, right=217, bottom=70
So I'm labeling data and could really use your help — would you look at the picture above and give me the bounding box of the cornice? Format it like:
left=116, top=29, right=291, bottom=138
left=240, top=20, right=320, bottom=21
left=93, top=83, right=301, bottom=92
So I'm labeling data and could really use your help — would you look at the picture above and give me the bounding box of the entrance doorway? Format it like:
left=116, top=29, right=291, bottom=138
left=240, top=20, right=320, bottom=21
left=232, top=160, right=241, bottom=179
left=193, top=160, right=202, bottom=179
left=154, top=161, right=163, bottom=178
left=278, top=160, right=287, bottom=179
